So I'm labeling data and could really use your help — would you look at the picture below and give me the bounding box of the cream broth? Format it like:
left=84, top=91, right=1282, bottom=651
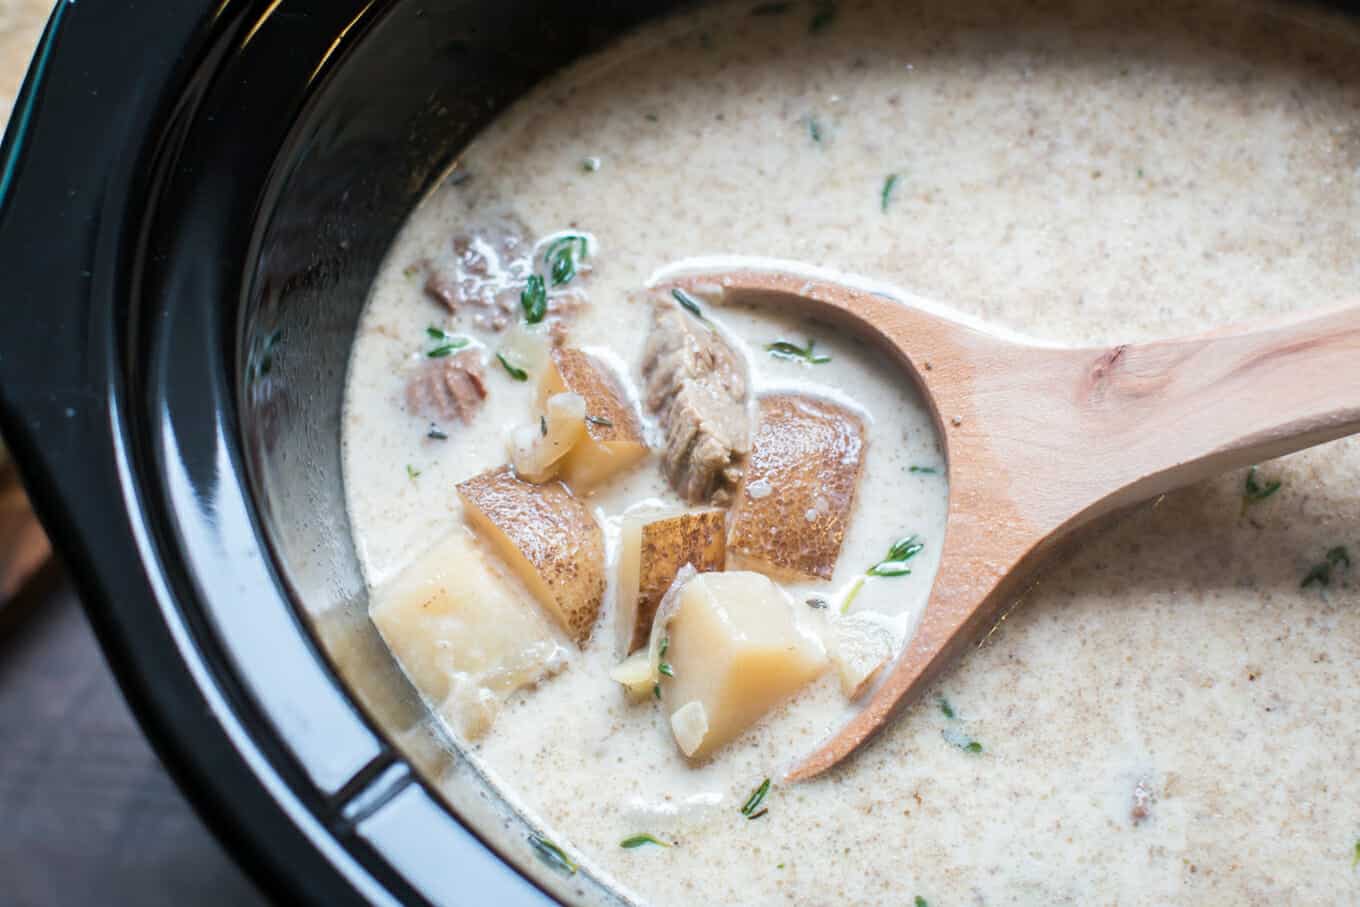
left=343, top=0, right=1360, bottom=903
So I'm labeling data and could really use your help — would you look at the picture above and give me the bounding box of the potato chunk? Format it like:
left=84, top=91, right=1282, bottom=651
left=660, top=572, right=827, bottom=760
left=727, top=393, right=866, bottom=581
left=615, top=508, right=726, bottom=655
left=369, top=530, right=569, bottom=738
left=509, top=391, right=587, bottom=483
left=540, top=347, right=648, bottom=492
left=457, top=466, right=605, bottom=643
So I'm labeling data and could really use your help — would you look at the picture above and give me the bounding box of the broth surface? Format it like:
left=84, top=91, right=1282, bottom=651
left=343, top=1, right=1360, bottom=903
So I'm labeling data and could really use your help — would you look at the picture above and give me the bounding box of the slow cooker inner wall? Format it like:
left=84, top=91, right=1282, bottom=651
left=237, top=0, right=684, bottom=816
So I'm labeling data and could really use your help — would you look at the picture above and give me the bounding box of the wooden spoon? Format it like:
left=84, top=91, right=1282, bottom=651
left=656, top=259, right=1360, bottom=782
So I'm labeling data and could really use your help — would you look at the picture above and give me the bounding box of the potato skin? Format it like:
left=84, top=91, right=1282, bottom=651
left=457, top=466, right=605, bottom=643
left=727, top=393, right=866, bottom=580
left=623, top=509, right=726, bottom=653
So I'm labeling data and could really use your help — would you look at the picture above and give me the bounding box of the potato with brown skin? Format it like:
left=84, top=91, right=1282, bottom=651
left=616, top=508, right=726, bottom=654
left=457, top=466, right=605, bottom=643
left=539, top=348, right=648, bottom=493
left=727, top=393, right=867, bottom=581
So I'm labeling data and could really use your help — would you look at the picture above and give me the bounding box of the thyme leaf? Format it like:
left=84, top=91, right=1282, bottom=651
left=867, top=534, right=923, bottom=576
left=881, top=173, right=900, bottom=212
left=1302, top=545, right=1352, bottom=589
left=937, top=696, right=955, bottom=719
left=426, top=327, right=471, bottom=358
left=806, top=115, right=824, bottom=144
left=653, top=682, right=661, bottom=700
left=528, top=834, right=577, bottom=875
left=1242, top=465, right=1281, bottom=513
left=766, top=338, right=830, bottom=365
left=915, top=898, right=929, bottom=907
left=741, top=778, right=772, bottom=817
left=581, top=156, right=601, bottom=172
left=540, top=415, right=548, bottom=436
left=405, top=464, right=421, bottom=480
left=521, top=274, right=547, bottom=324
left=672, top=287, right=707, bottom=321
left=839, top=575, right=865, bottom=614
left=942, top=727, right=983, bottom=754
left=497, top=352, right=529, bottom=381
left=620, top=834, right=670, bottom=849
left=543, top=234, right=590, bottom=287
left=659, top=636, right=670, bottom=658
left=658, top=661, right=675, bottom=678
left=909, top=465, right=939, bottom=474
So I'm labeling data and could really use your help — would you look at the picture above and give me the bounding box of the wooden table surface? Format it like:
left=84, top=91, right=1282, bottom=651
left=0, top=2, right=266, bottom=903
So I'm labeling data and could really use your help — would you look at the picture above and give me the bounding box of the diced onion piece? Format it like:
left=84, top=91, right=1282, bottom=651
left=828, top=612, right=896, bottom=700
left=670, top=701, right=709, bottom=758
left=610, top=649, right=656, bottom=702
left=510, top=392, right=587, bottom=482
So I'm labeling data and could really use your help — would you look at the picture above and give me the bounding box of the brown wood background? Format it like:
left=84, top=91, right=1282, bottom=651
left=0, top=2, right=266, bottom=903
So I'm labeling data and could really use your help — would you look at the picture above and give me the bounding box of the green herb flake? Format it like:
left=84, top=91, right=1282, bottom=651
left=777, top=863, right=786, bottom=869
left=1242, top=465, right=1282, bottom=510
left=909, top=465, right=938, bottom=474
left=427, top=427, right=449, bottom=441
left=937, top=696, right=955, bottom=719
left=748, top=808, right=769, bottom=820
left=741, top=778, right=772, bottom=818
left=406, top=464, right=421, bottom=480
left=581, top=156, right=601, bottom=172
left=658, top=661, right=675, bottom=678
left=672, top=287, right=707, bottom=321
left=543, top=234, right=590, bottom=288
left=1353, top=839, right=1359, bottom=867
left=1302, top=545, right=1352, bottom=589
left=809, top=0, right=837, bottom=33
left=766, top=338, right=831, bottom=365
left=806, top=115, right=824, bottom=144
left=644, top=112, right=659, bottom=122
left=653, top=682, right=662, bottom=700
left=426, top=326, right=471, bottom=358
left=751, top=1, right=791, bottom=13
left=867, top=534, right=924, bottom=577
left=881, top=173, right=900, bottom=212
left=528, top=834, right=578, bottom=876
left=497, top=352, right=529, bottom=381
left=620, top=834, right=671, bottom=849
left=942, top=728, right=983, bottom=754
left=521, top=274, right=547, bottom=324
left=540, top=415, right=548, bottom=437
left=586, top=415, right=614, bottom=428
left=659, top=636, right=670, bottom=658
left=915, top=898, right=929, bottom=907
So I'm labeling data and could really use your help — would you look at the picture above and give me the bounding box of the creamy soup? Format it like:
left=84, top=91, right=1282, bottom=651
left=343, top=0, right=1360, bottom=903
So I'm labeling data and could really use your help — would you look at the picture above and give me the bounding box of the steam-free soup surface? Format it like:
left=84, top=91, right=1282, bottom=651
left=343, top=0, right=1360, bottom=903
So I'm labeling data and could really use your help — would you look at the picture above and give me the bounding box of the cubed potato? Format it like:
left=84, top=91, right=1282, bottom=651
left=369, top=529, right=569, bottom=738
left=539, top=347, right=648, bottom=492
left=457, top=466, right=606, bottom=643
left=727, top=393, right=866, bottom=581
left=660, top=572, right=827, bottom=760
left=615, top=507, right=726, bottom=655
left=828, top=612, right=897, bottom=700
left=609, top=649, right=656, bottom=702
left=509, top=392, right=587, bottom=482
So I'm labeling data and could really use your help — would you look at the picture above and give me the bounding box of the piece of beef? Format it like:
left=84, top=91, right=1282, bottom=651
left=640, top=300, right=750, bottom=505
left=405, top=349, right=487, bottom=425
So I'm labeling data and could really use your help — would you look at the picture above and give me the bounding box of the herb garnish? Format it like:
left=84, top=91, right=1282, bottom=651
left=1353, top=838, right=1359, bottom=867
left=839, top=575, right=865, bottom=614
left=1242, top=465, right=1281, bottom=512
left=750, top=0, right=791, bottom=13
left=586, top=415, right=614, bottom=428
left=644, top=112, right=659, bottom=123
left=915, top=898, right=929, bottom=907
left=766, top=338, right=830, bottom=365
left=581, top=156, right=601, bottom=172
left=806, top=115, right=824, bottom=144
left=672, top=287, right=707, bottom=321
left=406, top=464, right=421, bottom=480
left=942, top=728, right=982, bottom=754
left=652, top=682, right=661, bottom=700
left=881, top=173, right=900, bottom=212
left=521, top=274, right=547, bottom=324
left=540, top=415, right=548, bottom=436
left=909, top=465, right=938, bottom=474
left=867, top=534, right=924, bottom=577
left=497, top=352, right=529, bottom=381
left=620, top=834, right=671, bottom=849
left=427, top=427, right=449, bottom=441
left=748, top=808, right=769, bottom=820
left=937, top=696, right=955, bottom=719
left=658, top=661, right=675, bottom=678
left=1302, top=546, right=1351, bottom=589
left=809, top=0, right=837, bottom=32
left=659, top=636, right=670, bottom=658
left=543, top=234, right=590, bottom=287
left=528, top=834, right=578, bottom=875
left=426, top=326, right=471, bottom=358
left=741, top=778, right=772, bottom=818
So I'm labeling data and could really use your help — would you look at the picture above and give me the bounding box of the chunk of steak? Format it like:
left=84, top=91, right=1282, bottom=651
left=640, top=301, right=749, bottom=504
left=405, top=349, right=487, bottom=425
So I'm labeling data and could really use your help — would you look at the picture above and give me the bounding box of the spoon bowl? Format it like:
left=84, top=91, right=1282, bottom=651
left=656, top=259, right=1360, bottom=781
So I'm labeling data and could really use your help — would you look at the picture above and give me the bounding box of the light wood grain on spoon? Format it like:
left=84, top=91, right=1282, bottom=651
left=659, top=262, right=1360, bottom=782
